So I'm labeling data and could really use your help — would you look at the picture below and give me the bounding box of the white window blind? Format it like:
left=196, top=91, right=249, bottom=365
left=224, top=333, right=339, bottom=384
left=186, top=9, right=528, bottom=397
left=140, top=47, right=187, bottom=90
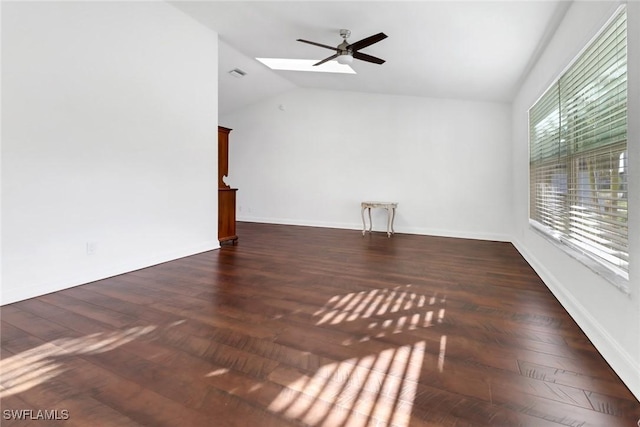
left=529, top=7, right=628, bottom=280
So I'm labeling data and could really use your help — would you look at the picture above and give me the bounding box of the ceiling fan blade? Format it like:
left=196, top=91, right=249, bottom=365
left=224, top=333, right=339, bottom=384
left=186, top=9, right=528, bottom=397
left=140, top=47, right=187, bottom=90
left=353, top=51, right=385, bottom=65
left=314, top=53, right=339, bottom=66
left=297, top=39, right=338, bottom=51
left=349, top=32, right=388, bottom=51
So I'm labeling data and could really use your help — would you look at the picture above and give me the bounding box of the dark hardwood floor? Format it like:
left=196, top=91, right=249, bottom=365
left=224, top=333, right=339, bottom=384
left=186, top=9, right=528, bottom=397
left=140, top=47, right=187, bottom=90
left=1, top=222, right=639, bottom=426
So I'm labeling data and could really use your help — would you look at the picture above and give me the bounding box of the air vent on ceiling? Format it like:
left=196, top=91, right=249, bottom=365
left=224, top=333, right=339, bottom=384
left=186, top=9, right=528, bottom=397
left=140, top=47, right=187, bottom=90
left=228, top=68, right=246, bottom=78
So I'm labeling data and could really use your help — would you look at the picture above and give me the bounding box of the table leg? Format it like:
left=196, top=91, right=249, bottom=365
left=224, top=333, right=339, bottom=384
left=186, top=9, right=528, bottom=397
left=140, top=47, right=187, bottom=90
left=391, top=207, right=396, bottom=235
left=361, top=206, right=366, bottom=236
left=386, top=207, right=392, bottom=237
left=368, top=208, right=373, bottom=234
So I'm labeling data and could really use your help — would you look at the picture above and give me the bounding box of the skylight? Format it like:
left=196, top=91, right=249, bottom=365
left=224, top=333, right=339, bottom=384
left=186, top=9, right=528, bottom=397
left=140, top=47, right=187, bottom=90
left=256, top=58, right=356, bottom=74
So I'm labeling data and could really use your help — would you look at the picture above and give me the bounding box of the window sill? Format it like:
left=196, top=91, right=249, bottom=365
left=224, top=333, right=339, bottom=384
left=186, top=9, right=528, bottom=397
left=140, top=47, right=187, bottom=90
left=529, top=220, right=630, bottom=295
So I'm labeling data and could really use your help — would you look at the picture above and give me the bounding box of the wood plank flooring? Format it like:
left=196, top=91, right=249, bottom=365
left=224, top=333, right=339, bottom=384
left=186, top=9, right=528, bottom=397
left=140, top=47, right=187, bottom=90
left=1, top=222, right=639, bottom=426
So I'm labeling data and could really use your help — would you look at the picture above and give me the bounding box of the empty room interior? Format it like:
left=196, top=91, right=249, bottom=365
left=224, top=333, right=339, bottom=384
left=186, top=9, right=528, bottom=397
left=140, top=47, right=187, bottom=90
left=1, top=1, right=640, bottom=426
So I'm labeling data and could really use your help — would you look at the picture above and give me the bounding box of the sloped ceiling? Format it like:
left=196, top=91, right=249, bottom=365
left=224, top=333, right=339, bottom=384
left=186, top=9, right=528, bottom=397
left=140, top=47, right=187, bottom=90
left=170, top=1, right=571, bottom=114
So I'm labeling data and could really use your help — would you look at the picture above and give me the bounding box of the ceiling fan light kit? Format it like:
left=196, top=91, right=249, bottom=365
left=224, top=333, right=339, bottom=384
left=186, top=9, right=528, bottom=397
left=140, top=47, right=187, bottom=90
left=337, top=54, right=353, bottom=64
left=297, top=29, right=387, bottom=67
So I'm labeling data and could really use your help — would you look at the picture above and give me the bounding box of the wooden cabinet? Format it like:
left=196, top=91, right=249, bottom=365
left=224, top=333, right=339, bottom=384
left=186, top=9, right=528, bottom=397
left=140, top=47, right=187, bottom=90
left=218, top=188, right=238, bottom=244
left=218, top=126, right=238, bottom=244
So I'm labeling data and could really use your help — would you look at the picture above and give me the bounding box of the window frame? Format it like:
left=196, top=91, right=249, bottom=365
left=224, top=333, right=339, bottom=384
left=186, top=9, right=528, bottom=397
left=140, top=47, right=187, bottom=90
left=528, top=5, right=629, bottom=292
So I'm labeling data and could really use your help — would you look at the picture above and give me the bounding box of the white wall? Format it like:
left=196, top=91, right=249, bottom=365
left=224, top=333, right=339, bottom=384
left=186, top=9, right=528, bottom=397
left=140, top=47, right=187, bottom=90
left=1, top=2, right=219, bottom=304
left=512, top=1, right=640, bottom=399
left=221, top=88, right=512, bottom=241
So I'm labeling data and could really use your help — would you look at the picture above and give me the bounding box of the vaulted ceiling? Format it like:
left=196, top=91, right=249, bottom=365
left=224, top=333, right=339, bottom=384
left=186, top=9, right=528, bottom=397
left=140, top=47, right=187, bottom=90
left=170, top=1, right=571, bottom=114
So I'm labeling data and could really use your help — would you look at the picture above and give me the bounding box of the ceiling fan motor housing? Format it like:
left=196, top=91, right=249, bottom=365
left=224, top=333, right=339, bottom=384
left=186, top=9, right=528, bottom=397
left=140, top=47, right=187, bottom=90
left=338, top=40, right=351, bottom=56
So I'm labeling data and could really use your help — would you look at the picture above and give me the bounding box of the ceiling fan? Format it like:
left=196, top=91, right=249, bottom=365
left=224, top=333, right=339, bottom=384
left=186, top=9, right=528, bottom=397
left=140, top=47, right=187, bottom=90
left=297, top=29, right=387, bottom=66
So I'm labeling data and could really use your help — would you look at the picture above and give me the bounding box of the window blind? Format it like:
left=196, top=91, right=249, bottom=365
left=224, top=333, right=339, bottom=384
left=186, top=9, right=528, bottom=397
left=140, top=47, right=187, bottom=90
left=529, top=7, right=628, bottom=279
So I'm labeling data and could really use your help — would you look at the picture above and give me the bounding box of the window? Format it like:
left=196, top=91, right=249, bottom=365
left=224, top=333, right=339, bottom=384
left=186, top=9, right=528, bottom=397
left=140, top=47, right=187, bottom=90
left=529, top=7, right=628, bottom=283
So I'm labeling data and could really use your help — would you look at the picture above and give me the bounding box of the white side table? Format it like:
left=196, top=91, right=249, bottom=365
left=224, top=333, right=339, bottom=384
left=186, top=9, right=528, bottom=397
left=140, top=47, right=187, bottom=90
left=361, top=201, right=398, bottom=237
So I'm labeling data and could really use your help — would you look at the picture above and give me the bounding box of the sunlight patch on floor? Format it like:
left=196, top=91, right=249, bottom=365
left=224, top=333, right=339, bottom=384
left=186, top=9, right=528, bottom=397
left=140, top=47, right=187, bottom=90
left=269, top=285, right=449, bottom=426
left=0, top=325, right=156, bottom=398
left=268, top=341, right=426, bottom=427
left=315, top=285, right=446, bottom=335
left=318, top=285, right=446, bottom=345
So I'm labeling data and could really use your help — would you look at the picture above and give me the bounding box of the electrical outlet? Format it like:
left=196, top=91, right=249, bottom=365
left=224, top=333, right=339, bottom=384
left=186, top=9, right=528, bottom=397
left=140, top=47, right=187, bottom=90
left=86, top=242, right=98, bottom=255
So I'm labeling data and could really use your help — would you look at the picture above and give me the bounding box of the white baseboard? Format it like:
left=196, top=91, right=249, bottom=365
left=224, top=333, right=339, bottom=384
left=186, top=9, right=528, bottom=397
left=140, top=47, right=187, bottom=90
left=237, top=215, right=358, bottom=231
left=237, top=216, right=511, bottom=242
left=401, top=225, right=511, bottom=242
left=512, top=239, right=640, bottom=401
left=1, top=240, right=220, bottom=305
